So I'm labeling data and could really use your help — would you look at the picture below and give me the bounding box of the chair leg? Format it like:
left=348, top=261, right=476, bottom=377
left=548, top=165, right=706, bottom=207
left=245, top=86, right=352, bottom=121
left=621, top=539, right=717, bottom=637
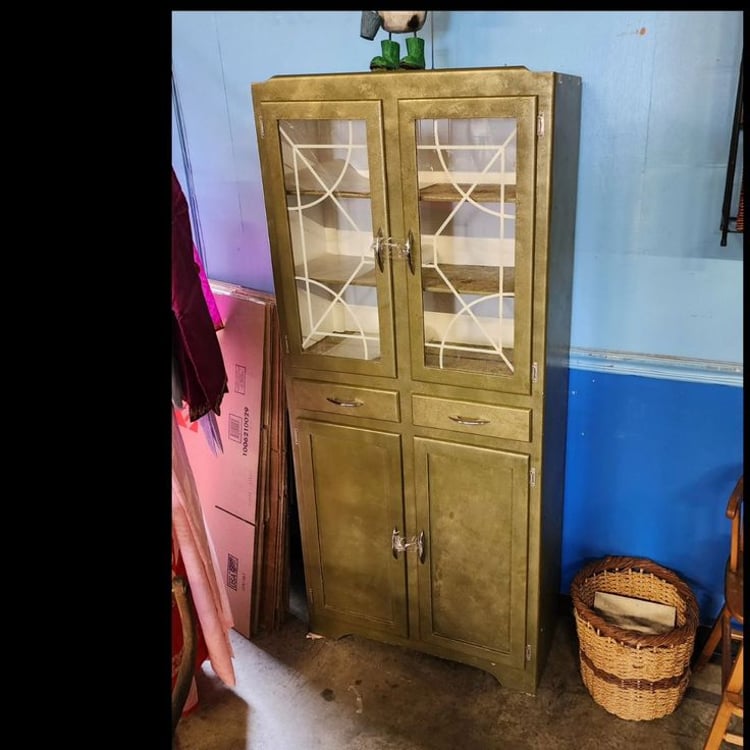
left=721, top=608, right=735, bottom=691
left=703, top=642, right=743, bottom=750
left=695, top=604, right=725, bottom=672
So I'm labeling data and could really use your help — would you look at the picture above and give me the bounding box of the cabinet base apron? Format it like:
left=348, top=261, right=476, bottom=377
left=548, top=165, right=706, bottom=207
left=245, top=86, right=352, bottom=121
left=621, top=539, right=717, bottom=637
left=307, top=615, right=540, bottom=695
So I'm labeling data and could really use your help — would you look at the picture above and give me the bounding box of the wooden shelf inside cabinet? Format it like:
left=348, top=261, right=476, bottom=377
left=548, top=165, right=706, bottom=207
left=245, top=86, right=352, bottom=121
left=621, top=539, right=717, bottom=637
left=297, top=256, right=515, bottom=296
left=295, top=255, right=377, bottom=287
left=284, top=184, right=517, bottom=203
left=424, top=344, right=515, bottom=376
left=284, top=161, right=370, bottom=197
left=304, top=334, right=382, bottom=360
left=419, top=183, right=517, bottom=203
left=288, top=188, right=371, bottom=200
left=422, top=264, right=515, bottom=295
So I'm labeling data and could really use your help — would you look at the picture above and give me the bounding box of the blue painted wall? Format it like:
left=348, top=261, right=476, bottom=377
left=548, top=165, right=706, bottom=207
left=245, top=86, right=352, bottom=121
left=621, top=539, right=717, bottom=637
left=563, top=370, right=743, bottom=620
left=172, top=11, right=744, bottom=624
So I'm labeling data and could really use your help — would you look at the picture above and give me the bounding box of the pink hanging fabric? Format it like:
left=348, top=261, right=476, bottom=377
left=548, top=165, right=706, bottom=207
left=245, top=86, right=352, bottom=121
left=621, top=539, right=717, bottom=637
left=172, top=409, right=236, bottom=690
left=190, top=242, right=226, bottom=456
left=172, top=167, right=228, bottom=422
left=172, top=166, right=235, bottom=713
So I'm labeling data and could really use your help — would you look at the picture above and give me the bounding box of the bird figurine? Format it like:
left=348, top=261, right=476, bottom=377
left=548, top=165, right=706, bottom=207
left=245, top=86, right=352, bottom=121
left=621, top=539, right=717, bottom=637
left=360, top=11, right=428, bottom=71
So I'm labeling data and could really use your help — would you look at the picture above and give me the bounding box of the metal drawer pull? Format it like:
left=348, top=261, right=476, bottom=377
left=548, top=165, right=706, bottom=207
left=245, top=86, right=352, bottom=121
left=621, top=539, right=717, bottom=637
left=326, top=397, right=364, bottom=408
left=391, top=528, right=426, bottom=563
left=449, top=415, right=490, bottom=426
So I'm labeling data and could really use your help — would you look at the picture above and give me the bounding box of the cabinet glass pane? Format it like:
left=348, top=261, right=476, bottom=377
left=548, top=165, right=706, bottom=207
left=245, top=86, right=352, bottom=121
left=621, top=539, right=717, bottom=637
left=416, top=117, right=517, bottom=376
left=281, top=119, right=380, bottom=361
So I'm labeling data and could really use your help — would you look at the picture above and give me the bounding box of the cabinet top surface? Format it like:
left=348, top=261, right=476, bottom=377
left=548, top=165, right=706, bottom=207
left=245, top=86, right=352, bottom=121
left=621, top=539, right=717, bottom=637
left=252, top=66, right=580, bottom=100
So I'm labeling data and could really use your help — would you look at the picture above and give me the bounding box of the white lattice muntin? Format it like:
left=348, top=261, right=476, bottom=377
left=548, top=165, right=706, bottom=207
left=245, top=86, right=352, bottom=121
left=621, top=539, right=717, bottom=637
left=281, top=119, right=380, bottom=361
left=417, top=117, right=517, bottom=374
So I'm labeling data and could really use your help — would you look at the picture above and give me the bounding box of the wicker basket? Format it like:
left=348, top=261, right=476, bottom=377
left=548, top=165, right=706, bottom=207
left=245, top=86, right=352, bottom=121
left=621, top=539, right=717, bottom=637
left=570, top=556, right=699, bottom=721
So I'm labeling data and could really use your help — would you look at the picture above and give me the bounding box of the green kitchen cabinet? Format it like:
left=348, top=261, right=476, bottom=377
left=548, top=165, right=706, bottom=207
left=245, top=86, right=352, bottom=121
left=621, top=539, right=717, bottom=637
left=252, top=66, right=581, bottom=693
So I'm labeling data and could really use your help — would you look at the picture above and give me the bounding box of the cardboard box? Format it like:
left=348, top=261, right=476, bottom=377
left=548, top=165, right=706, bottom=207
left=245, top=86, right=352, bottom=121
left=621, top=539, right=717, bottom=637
left=202, top=503, right=258, bottom=640
left=174, top=280, right=288, bottom=638
left=174, top=287, right=269, bottom=525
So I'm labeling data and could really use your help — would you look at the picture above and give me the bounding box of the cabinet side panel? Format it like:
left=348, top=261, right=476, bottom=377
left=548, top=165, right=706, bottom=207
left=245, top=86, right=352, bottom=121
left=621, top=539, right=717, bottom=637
left=538, top=74, right=582, bottom=681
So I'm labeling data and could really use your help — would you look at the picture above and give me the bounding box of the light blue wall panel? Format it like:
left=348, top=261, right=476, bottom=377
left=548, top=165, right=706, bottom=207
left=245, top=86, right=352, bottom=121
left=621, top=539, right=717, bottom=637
left=172, top=12, right=264, bottom=288
left=172, top=10, right=743, bottom=360
left=429, top=11, right=744, bottom=360
left=571, top=254, right=743, bottom=362
left=172, top=11, right=434, bottom=293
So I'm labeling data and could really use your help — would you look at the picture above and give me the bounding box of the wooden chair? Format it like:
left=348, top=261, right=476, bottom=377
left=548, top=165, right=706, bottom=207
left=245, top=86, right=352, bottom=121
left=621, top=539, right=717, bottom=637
left=694, top=475, right=744, bottom=749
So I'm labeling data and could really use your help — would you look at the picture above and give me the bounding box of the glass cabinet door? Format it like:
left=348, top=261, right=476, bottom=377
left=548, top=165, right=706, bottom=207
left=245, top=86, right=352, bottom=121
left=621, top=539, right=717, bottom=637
left=399, top=97, right=537, bottom=394
left=258, top=101, right=396, bottom=377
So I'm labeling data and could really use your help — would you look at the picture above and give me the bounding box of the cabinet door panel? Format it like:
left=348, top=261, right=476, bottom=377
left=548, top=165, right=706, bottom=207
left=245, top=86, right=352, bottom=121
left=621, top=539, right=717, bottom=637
left=296, top=419, right=408, bottom=638
left=257, top=101, right=396, bottom=378
left=414, top=438, right=529, bottom=668
left=399, top=97, right=537, bottom=394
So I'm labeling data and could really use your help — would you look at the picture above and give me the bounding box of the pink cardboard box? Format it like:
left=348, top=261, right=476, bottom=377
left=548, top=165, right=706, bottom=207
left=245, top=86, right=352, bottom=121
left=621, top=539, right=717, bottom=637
left=174, top=282, right=269, bottom=525
left=174, top=280, right=274, bottom=637
left=203, top=503, right=258, bottom=640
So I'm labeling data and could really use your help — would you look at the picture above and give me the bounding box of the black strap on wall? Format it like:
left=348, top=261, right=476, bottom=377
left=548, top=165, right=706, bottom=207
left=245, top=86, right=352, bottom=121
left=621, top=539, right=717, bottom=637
left=720, top=50, right=743, bottom=247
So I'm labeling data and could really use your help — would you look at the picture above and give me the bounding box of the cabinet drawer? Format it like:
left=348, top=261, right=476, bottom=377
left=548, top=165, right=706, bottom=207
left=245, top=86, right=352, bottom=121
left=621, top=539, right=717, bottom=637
left=291, top=379, right=400, bottom=422
left=412, top=394, right=531, bottom=442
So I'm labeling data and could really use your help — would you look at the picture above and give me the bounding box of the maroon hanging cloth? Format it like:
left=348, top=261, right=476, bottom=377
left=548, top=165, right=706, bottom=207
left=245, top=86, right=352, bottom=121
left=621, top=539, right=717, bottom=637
left=172, top=168, right=228, bottom=422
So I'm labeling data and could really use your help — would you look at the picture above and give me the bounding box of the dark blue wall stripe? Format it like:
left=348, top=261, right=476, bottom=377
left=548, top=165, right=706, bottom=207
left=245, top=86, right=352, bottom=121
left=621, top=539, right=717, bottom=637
left=561, top=368, right=744, bottom=625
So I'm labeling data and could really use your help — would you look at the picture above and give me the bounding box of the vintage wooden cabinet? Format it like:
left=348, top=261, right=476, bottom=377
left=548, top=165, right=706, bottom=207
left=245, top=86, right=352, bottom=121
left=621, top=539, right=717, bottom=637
left=251, top=66, right=581, bottom=693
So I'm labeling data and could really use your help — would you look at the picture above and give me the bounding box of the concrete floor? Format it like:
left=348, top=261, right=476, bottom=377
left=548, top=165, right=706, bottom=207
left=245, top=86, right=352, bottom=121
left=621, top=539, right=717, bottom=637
left=174, top=572, right=732, bottom=750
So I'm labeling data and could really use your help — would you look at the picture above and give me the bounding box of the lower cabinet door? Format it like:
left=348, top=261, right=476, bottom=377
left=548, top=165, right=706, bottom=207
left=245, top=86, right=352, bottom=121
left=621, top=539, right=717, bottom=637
left=413, top=437, right=529, bottom=669
left=295, top=418, right=409, bottom=639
